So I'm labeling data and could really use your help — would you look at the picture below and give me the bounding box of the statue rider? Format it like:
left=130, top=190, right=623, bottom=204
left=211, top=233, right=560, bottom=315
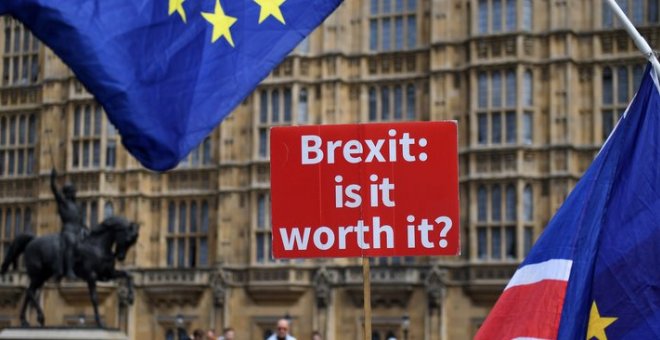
left=50, top=168, right=87, bottom=280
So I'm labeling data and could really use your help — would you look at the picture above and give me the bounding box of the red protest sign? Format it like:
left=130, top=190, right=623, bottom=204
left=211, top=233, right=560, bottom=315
left=270, top=122, right=459, bottom=258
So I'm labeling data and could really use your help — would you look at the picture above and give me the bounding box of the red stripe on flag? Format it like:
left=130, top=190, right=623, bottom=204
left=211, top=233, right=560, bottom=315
left=475, top=280, right=568, bottom=340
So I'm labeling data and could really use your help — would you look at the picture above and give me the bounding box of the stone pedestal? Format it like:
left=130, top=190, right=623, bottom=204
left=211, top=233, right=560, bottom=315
left=0, top=328, right=128, bottom=340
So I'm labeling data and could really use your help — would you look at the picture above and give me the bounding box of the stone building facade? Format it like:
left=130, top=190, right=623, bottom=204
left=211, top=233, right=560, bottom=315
left=1, top=0, right=659, bottom=338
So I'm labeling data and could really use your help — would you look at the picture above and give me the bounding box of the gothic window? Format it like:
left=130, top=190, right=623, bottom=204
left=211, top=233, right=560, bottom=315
left=255, top=87, right=295, bottom=159
left=0, top=113, right=37, bottom=176
left=603, top=0, right=659, bottom=27
left=0, top=206, right=32, bottom=268
left=477, top=186, right=487, bottom=221
left=523, top=185, right=533, bottom=221
left=71, top=103, right=117, bottom=170
left=475, top=70, right=519, bottom=146
left=369, top=0, right=417, bottom=51
left=367, top=84, right=418, bottom=122
left=522, top=0, right=532, bottom=30
left=1, top=18, right=39, bottom=86
left=166, top=200, right=211, bottom=268
left=491, top=184, right=502, bottom=221
left=506, top=184, right=517, bottom=221
left=601, top=64, right=643, bottom=141
left=523, top=70, right=533, bottom=106
left=477, top=0, right=521, bottom=34
left=298, top=88, right=308, bottom=124
left=476, top=184, right=520, bottom=261
left=523, top=111, right=533, bottom=144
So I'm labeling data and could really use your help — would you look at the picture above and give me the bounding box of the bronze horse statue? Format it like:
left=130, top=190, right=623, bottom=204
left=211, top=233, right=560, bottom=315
left=1, top=216, right=139, bottom=327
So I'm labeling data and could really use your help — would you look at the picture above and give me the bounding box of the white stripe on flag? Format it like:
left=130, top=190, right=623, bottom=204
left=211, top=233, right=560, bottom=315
left=504, top=259, right=573, bottom=291
left=513, top=338, right=551, bottom=340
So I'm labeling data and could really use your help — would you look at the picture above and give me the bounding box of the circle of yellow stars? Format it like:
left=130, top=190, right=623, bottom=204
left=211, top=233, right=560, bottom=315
left=168, top=0, right=287, bottom=47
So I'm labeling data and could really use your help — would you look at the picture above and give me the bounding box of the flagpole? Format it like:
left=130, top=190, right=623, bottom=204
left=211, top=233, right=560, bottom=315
left=604, top=0, right=660, bottom=78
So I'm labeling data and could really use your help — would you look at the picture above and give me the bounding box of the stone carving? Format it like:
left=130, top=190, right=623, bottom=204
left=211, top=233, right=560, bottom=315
left=313, top=267, right=332, bottom=308
left=425, top=266, right=447, bottom=309
left=210, top=269, right=227, bottom=307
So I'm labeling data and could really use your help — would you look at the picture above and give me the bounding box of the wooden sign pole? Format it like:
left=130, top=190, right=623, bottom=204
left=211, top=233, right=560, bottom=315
left=363, top=257, right=371, bottom=340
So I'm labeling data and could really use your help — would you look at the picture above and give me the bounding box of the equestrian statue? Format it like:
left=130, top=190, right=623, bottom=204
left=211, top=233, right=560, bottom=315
left=0, top=168, right=139, bottom=328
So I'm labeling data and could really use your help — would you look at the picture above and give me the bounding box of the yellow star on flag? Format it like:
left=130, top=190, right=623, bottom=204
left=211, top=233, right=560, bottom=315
left=202, top=0, right=238, bottom=47
left=168, top=0, right=187, bottom=23
left=586, top=301, right=617, bottom=340
left=254, top=0, right=287, bottom=24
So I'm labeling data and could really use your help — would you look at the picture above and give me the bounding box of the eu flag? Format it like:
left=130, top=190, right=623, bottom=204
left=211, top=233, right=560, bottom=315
left=476, top=65, right=660, bottom=339
left=1, top=0, right=342, bottom=170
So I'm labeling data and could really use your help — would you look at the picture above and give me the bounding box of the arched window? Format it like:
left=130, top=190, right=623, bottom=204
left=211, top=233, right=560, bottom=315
left=369, top=87, right=377, bottom=121
left=18, top=115, right=25, bottom=144
left=406, top=84, right=415, bottom=119
left=104, top=202, right=114, bottom=219
left=28, top=114, right=36, bottom=144
left=190, top=202, right=198, bottom=232
left=283, top=88, right=292, bottom=122
left=298, top=88, right=308, bottom=124
left=506, top=0, right=516, bottom=31
left=603, top=1, right=613, bottom=27
left=603, top=67, right=613, bottom=104
left=167, top=202, right=175, bottom=266
left=0, top=117, right=6, bottom=145
left=633, top=65, right=644, bottom=89
left=478, top=72, right=488, bottom=108
left=23, top=207, right=31, bottom=234
left=179, top=202, right=187, bottom=233
left=506, top=70, right=516, bottom=107
left=381, top=87, right=390, bottom=120
left=491, top=185, right=501, bottom=221
left=165, top=330, right=174, bottom=340
left=94, top=106, right=102, bottom=135
left=14, top=208, right=21, bottom=236
left=617, top=66, right=629, bottom=103
left=259, top=90, right=268, bottom=123
left=492, top=72, right=502, bottom=107
left=4, top=209, right=11, bottom=239
left=478, top=186, right=487, bottom=221
left=478, top=0, right=488, bottom=34
left=522, top=0, right=532, bottom=30
left=492, top=0, right=502, bottom=32
left=506, top=185, right=517, bottom=221
left=201, top=201, right=209, bottom=233
left=9, top=116, right=16, bottom=144
left=523, top=70, right=533, bottom=106
left=83, top=105, right=91, bottom=136
left=271, top=89, right=280, bottom=123
left=257, top=194, right=266, bottom=229
left=394, top=85, right=403, bottom=120
left=524, top=185, right=533, bottom=221
left=650, top=0, right=659, bottom=23
left=632, top=0, right=644, bottom=23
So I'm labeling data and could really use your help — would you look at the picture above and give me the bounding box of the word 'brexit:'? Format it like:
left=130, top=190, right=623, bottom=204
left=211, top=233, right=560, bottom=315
left=301, top=129, right=429, bottom=165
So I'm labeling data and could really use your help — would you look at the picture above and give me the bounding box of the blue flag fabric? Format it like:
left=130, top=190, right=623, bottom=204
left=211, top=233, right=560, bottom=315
left=558, top=65, right=660, bottom=338
left=1, top=0, right=342, bottom=170
left=477, top=65, right=660, bottom=339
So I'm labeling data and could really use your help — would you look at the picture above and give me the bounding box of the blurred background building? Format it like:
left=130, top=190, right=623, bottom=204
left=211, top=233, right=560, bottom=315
left=0, top=0, right=658, bottom=338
